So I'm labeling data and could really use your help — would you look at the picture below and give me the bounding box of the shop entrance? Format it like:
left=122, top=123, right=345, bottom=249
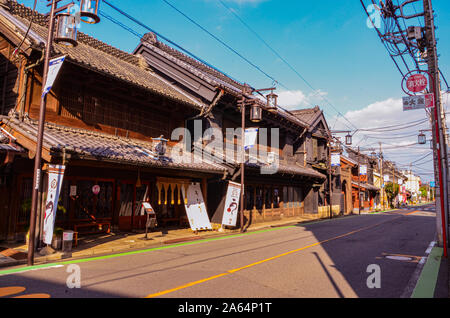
left=117, top=181, right=151, bottom=231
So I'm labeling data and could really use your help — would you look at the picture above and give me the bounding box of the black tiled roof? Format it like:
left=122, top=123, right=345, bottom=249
left=3, top=116, right=227, bottom=174
left=1, top=1, right=204, bottom=110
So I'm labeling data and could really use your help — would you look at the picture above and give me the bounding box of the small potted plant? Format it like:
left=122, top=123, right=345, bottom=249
left=51, top=227, right=64, bottom=250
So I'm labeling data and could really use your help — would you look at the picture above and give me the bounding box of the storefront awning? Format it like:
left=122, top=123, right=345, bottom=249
left=352, top=181, right=380, bottom=192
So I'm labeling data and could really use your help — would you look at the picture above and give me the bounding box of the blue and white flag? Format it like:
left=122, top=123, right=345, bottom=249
left=42, top=56, right=66, bottom=97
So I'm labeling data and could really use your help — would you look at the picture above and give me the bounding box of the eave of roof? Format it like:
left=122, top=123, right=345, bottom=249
left=2, top=116, right=227, bottom=174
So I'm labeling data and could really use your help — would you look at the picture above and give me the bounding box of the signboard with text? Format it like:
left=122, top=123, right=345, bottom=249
left=406, top=74, right=428, bottom=93
left=403, top=93, right=434, bottom=111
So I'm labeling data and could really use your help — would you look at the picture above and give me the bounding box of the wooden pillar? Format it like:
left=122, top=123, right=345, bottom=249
left=201, top=178, right=208, bottom=210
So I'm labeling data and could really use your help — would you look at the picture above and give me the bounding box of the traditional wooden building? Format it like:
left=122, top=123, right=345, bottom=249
left=0, top=1, right=333, bottom=245
left=0, top=2, right=231, bottom=242
left=339, top=155, right=357, bottom=215
left=291, top=106, right=340, bottom=216
left=347, top=149, right=380, bottom=212
left=134, top=32, right=328, bottom=226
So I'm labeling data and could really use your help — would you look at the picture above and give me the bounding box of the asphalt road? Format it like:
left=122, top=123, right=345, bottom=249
left=0, top=204, right=437, bottom=299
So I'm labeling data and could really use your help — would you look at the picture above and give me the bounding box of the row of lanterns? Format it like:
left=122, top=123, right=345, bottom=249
left=55, top=0, right=101, bottom=47
left=248, top=90, right=279, bottom=123
left=247, top=91, right=356, bottom=146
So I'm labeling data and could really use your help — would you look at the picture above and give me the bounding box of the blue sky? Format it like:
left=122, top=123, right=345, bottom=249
left=18, top=0, right=450, bottom=182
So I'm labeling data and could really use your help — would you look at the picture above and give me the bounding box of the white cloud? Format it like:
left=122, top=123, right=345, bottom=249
left=277, top=90, right=307, bottom=109
left=331, top=97, right=437, bottom=182
left=276, top=89, right=329, bottom=110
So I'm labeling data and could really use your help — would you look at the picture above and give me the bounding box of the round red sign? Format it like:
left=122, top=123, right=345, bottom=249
left=406, top=74, right=428, bottom=93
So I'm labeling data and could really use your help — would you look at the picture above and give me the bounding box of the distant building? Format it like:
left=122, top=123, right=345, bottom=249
left=403, top=170, right=421, bottom=202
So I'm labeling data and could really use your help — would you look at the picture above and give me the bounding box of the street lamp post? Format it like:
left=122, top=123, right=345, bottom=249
left=239, top=87, right=277, bottom=232
left=27, top=0, right=100, bottom=266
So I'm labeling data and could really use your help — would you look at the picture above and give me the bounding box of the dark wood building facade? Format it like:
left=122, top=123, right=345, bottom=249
left=0, top=1, right=338, bottom=245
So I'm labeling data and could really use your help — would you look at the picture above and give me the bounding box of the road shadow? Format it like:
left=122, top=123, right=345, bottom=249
left=0, top=273, right=125, bottom=298
left=292, top=208, right=438, bottom=298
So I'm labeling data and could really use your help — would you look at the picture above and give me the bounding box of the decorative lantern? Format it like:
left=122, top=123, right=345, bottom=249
left=80, top=0, right=101, bottom=24
left=418, top=133, right=426, bottom=144
left=54, top=13, right=78, bottom=47
left=266, top=91, right=278, bottom=112
left=250, top=101, right=262, bottom=123
left=345, top=133, right=352, bottom=146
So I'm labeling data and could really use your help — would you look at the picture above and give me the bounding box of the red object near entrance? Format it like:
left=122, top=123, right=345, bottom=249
left=406, top=74, right=428, bottom=93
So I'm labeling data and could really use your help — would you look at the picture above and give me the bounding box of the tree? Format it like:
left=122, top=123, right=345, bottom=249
left=419, top=185, right=428, bottom=200
left=384, top=182, right=399, bottom=208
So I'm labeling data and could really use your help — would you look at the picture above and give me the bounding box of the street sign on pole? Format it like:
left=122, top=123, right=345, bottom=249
left=402, top=93, right=435, bottom=111
left=406, top=73, right=428, bottom=93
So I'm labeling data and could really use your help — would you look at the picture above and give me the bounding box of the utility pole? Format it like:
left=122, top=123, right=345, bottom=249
left=328, top=137, right=333, bottom=219
left=240, top=99, right=245, bottom=233
left=392, top=164, right=396, bottom=208
left=424, top=0, right=448, bottom=256
left=358, top=146, right=361, bottom=215
left=379, top=142, right=384, bottom=210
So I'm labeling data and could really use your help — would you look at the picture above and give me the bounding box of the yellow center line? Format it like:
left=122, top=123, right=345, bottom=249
left=145, top=216, right=401, bottom=298
left=406, top=210, right=420, bottom=215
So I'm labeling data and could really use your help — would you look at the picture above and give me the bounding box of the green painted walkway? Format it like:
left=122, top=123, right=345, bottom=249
left=411, top=246, right=443, bottom=298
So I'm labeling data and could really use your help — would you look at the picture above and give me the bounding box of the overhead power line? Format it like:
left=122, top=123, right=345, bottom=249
left=162, top=0, right=358, bottom=131
left=217, top=0, right=358, bottom=131
left=101, top=0, right=242, bottom=85
left=159, top=0, right=287, bottom=90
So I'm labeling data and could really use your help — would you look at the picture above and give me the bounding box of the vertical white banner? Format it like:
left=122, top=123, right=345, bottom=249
left=331, top=153, right=341, bottom=167
left=360, top=165, right=367, bottom=175
left=42, top=56, right=66, bottom=97
left=42, top=165, right=66, bottom=245
left=244, top=128, right=258, bottom=150
left=222, top=181, right=241, bottom=227
left=182, top=183, right=212, bottom=231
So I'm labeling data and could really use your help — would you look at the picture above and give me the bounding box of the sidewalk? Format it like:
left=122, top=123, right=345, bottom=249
left=0, top=213, right=329, bottom=268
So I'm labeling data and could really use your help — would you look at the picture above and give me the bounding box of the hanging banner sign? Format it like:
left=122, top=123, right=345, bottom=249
left=384, top=175, right=390, bottom=182
left=403, top=93, right=435, bottom=111
left=181, top=183, right=212, bottom=231
left=42, top=165, right=66, bottom=245
left=42, top=55, right=66, bottom=97
left=331, top=153, right=341, bottom=167
left=222, top=181, right=241, bottom=227
left=244, top=128, right=259, bottom=150
left=359, top=165, right=367, bottom=176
